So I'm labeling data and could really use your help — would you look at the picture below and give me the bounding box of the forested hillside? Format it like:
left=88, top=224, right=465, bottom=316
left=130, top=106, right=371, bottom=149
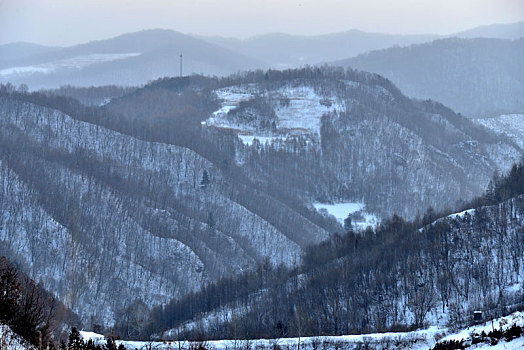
left=0, top=83, right=334, bottom=326
left=199, top=68, right=520, bottom=218
left=149, top=162, right=524, bottom=341
left=0, top=66, right=520, bottom=330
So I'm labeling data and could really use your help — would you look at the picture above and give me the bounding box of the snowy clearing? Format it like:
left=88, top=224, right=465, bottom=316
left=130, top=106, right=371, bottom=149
left=313, top=202, right=378, bottom=229
left=204, top=84, right=344, bottom=146
left=274, top=86, right=343, bottom=135
left=313, top=202, right=364, bottom=220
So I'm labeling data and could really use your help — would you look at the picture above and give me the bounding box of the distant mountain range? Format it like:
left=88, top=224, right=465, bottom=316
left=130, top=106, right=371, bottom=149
left=198, top=21, right=524, bottom=68
left=0, top=29, right=265, bottom=89
left=197, top=31, right=438, bottom=69
left=453, top=20, right=524, bottom=39
left=0, top=21, right=523, bottom=89
left=337, top=37, right=524, bottom=116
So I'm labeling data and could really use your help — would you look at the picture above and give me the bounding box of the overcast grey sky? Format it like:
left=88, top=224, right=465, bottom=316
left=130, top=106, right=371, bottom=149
left=1, top=0, right=523, bottom=46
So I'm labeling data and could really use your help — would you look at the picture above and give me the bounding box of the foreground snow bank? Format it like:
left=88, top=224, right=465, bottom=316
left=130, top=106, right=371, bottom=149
left=80, top=311, right=524, bottom=350
left=0, top=324, right=35, bottom=350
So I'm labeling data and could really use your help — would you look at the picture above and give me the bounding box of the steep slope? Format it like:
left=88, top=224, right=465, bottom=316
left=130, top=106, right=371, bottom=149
left=0, top=95, right=330, bottom=325
left=0, top=67, right=520, bottom=329
left=0, top=29, right=266, bottom=89
left=473, top=114, right=524, bottom=149
left=337, top=38, right=524, bottom=116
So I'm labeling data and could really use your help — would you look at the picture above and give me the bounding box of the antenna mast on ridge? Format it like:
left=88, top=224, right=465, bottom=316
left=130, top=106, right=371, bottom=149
left=179, top=54, right=183, bottom=77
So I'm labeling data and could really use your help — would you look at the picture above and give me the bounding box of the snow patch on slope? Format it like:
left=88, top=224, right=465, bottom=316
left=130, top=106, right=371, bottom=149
left=313, top=202, right=378, bottom=230
left=473, top=114, right=524, bottom=149
left=0, top=53, right=142, bottom=77
left=204, top=84, right=344, bottom=145
left=275, top=86, right=343, bottom=135
left=203, top=85, right=257, bottom=132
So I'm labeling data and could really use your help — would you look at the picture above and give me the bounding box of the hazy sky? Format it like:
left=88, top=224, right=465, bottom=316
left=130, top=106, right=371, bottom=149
left=1, top=0, right=523, bottom=46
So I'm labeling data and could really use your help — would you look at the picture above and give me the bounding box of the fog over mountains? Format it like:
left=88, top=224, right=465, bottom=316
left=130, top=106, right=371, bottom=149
left=197, top=30, right=438, bottom=69
left=339, top=38, right=524, bottom=117
left=1, top=21, right=523, bottom=91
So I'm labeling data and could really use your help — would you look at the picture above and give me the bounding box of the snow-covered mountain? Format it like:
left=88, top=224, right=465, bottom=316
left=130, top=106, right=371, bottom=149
left=198, top=30, right=438, bottom=69
left=0, top=67, right=521, bottom=328
left=198, top=21, right=524, bottom=69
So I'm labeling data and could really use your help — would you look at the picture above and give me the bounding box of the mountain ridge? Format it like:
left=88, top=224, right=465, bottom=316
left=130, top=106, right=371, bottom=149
left=337, top=37, right=524, bottom=116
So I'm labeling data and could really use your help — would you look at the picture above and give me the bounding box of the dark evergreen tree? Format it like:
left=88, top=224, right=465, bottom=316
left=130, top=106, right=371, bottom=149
left=343, top=214, right=352, bottom=231
left=68, top=328, right=84, bottom=349
left=200, top=170, right=210, bottom=189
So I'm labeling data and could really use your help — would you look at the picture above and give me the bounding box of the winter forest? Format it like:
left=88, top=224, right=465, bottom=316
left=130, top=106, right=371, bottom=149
left=1, top=3, right=524, bottom=350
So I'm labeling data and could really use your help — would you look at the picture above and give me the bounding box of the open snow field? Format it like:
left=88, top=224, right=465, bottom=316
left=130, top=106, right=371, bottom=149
left=274, top=86, right=343, bottom=135
left=313, top=202, right=364, bottom=220
left=204, top=84, right=344, bottom=145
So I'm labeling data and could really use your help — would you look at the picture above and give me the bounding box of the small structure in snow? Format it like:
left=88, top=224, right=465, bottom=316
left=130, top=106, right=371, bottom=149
left=473, top=311, right=483, bottom=323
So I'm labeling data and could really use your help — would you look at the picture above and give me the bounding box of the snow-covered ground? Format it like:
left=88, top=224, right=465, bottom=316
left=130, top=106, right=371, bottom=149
left=204, top=84, right=344, bottom=146
left=79, top=311, right=524, bottom=349
left=439, top=311, right=524, bottom=349
left=0, top=53, right=141, bottom=77
left=274, top=86, right=343, bottom=135
left=448, top=208, right=476, bottom=219
left=313, top=202, right=364, bottom=220
left=202, top=85, right=257, bottom=133
left=473, top=114, right=524, bottom=149
left=313, top=202, right=378, bottom=230
left=237, top=135, right=288, bottom=146
left=0, top=324, right=35, bottom=350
